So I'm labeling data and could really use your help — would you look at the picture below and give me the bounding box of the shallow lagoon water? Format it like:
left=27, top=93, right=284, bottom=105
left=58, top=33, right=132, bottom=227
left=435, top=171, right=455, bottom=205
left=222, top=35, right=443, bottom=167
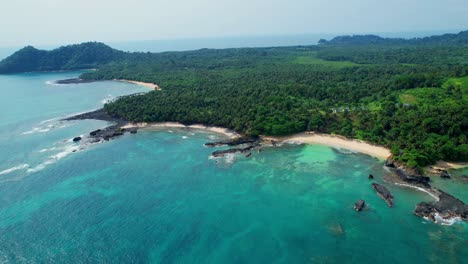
left=0, top=72, right=466, bottom=263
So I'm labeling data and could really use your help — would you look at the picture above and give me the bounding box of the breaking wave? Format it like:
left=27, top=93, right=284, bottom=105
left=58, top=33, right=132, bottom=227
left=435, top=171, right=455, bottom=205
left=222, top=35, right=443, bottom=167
left=0, top=164, right=30, bottom=176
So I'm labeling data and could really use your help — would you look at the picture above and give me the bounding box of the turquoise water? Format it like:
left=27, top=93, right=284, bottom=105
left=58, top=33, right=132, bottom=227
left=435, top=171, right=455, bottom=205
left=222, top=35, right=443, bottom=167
left=0, top=73, right=466, bottom=263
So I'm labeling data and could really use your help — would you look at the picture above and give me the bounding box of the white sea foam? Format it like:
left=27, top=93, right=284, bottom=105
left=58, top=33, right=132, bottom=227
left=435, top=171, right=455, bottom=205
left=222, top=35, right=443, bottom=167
left=224, top=153, right=236, bottom=164
left=22, top=127, right=51, bottom=135
left=334, top=147, right=357, bottom=154
left=40, top=117, right=61, bottom=124
left=394, top=183, right=439, bottom=201
left=434, top=214, right=462, bottom=226
left=0, top=164, right=30, bottom=175
left=27, top=145, right=81, bottom=173
left=101, top=95, right=114, bottom=104
left=38, top=147, right=57, bottom=153
left=182, top=136, right=188, bottom=139
left=27, top=160, right=56, bottom=173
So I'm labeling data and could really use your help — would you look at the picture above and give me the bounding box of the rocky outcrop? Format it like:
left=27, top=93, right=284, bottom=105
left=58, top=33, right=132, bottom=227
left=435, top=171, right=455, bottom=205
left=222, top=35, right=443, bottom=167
left=212, top=145, right=256, bottom=157
left=368, top=174, right=374, bottom=180
left=73, top=137, right=82, bottom=142
left=64, top=109, right=139, bottom=144
left=55, top=78, right=97, bottom=85
left=384, top=159, right=396, bottom=168
left=393, top=168, right=431, bottom=188
left=90, top=129, right=102, bottom=136
left=414, top=190, right=467, bottom=223
left=427, top=167, right=451, bottom=179
left=205, top=136, right=258, bottom=147
left=354, top=200, right=366, bottom=211
left=371, top=183, right=394, bottom=207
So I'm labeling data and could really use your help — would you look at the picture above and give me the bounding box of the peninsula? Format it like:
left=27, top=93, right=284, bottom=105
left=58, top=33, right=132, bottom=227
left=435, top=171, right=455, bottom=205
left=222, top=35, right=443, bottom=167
left=1, top=31, right=467, bottom=172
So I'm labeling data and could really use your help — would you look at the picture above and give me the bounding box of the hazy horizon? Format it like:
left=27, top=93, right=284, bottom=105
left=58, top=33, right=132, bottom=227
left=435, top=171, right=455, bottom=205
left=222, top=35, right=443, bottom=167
left=0, top=29, right=465, bottom=61
left=1, top=0, right=467, bottom=48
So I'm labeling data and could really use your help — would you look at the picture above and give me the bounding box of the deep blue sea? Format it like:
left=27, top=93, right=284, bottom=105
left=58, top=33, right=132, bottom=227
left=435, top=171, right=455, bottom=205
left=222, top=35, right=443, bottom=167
left=0, top=71, right=466, bottom=263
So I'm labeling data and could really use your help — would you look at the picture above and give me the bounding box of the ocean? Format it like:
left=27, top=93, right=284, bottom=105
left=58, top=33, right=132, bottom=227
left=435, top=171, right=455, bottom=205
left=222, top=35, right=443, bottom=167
left=0, top=71, right=466, bottom=263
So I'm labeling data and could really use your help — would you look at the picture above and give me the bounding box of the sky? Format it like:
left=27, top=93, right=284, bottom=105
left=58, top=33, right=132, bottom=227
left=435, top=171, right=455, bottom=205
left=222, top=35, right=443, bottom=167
left=0, top=0, right=467, bottom=47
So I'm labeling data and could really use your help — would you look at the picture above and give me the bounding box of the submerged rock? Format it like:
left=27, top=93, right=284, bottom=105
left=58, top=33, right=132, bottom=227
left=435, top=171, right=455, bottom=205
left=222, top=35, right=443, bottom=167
left=354, top=199, right=366, bottom=211
left=371, top=183, right=394, bottom=207
left=368, top=174, right=374, bottom=180
left=414, top=190, right=467, bottom=223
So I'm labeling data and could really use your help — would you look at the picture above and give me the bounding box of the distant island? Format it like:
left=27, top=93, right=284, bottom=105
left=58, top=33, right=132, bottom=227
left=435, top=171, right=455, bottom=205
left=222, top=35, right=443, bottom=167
left=1, top=31, right=467, bottom=171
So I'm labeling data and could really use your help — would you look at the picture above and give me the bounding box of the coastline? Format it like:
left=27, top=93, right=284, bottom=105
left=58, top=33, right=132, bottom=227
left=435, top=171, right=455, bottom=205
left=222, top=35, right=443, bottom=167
left=116, top=79, right=161, bottom=90
left=121, top=122, right=240, bottom=139
left=432, top=161, right=468, bottom=170
left=263, top=132, right=391, bottom=160
left=122, top=124, right=390, bottom=159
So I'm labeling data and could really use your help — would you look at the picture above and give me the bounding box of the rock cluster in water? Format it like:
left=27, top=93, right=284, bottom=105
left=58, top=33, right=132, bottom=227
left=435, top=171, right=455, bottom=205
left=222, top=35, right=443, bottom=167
left=384, top=157, right=467, bottom=224
left=64, top=109, right=138, bottom=144
left=414, top=190, right=468, bottom=223
left=205, top=137, right=260, bottom=158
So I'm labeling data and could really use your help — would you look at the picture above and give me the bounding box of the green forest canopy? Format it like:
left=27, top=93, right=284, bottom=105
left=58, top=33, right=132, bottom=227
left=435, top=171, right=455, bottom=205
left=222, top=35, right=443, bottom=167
left=1, top=31, right=467, bottom=169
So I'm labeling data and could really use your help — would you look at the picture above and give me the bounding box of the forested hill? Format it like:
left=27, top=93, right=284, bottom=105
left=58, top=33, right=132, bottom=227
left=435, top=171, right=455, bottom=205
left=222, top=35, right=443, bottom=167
left=0, top=42, right=124, bottom=73
left=318, top=30, right=468, bottom=46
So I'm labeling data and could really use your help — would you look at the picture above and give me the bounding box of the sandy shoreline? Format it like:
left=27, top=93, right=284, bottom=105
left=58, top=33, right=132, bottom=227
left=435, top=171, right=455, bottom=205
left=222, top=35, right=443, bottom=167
left=120, top=121, right=466, bottom=167
left=263, top=132, right=391, bottom=160
left=432, top=161, right=468, bottom=170
left=121, top=122, right=240, bottom=138
left=116, top=79, right=161, bottom=90
left=123, top=123, right=390, bottom=159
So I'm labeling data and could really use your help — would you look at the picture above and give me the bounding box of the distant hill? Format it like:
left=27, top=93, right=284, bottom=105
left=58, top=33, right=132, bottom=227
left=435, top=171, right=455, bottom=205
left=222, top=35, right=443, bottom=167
left=0, top=42, right=124, bottom=73
left=319, top=30, right=468, bottom=45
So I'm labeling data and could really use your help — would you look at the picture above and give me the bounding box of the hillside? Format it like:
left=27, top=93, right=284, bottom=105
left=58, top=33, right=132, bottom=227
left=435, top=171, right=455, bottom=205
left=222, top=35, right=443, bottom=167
left=0, top=42, right=124, bottom=73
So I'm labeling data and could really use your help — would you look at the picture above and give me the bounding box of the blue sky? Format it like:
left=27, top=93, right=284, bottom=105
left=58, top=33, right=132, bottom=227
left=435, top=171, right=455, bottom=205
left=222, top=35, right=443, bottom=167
left=1, top=0, right=467, bottom=47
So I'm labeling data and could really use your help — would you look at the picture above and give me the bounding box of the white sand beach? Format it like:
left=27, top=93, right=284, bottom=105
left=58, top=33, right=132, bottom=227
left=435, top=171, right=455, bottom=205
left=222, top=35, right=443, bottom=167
left=117, top=79, right=161, bottom=90
left=263, top=132, right=391, bottom=159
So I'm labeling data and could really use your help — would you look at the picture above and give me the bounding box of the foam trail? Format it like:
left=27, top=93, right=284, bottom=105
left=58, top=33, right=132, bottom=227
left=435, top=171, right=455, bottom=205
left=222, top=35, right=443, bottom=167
left=22, top=127, right=51, bottom=135
left=394, top=183, right=439, bottom=201
left=0, top=164, right=30, bottom=175
left=38, top=147, right=57, bottom=153
left=27, top=145, right=80, bottom=173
